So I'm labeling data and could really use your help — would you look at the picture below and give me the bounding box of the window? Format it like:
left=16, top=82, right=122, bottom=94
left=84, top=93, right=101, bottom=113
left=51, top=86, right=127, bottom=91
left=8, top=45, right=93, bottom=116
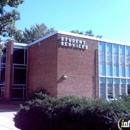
left=107, top=78, right=113, bottom=99
left=0, top=85, right=5, bottom=98
left=128, top=85, right=130, bottom=95
left=99, top=42, right=106, bottom=76
left=13, top=68, right=26, bottom=84
left=127, top=80, right=130, bottom=95
left=113, top=44, right=119, bottom=76
left=13, top=49, right=24, bottom=64
left=12, top=48, right=27, bottom=101
left=12, top=89, right=23, bottom=98
left=99, top=42, right=130, bottom=99
left=121, top=79, right=126, bottom=95
left=100, top=78, right=106, bottom=99
left=0, top=47, right=6, bottom=99
left=119, top=46, right=125, bottom=77
left=114, top=79, right=119, bottom=98
left=0, top=67, right=5, bottom=84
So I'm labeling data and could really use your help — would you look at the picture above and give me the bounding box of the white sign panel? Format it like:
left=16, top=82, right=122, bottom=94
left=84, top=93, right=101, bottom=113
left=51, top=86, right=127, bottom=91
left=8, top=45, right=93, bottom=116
left=60, top=37, right=88, bottom=50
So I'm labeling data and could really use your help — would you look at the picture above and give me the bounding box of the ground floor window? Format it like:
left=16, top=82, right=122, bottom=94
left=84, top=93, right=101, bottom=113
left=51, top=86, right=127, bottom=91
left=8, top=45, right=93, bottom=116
left=128, top=85, right=130, bottom=95
left=99, top=77, right=130, bottom=99
left=12, top=65, right=27, bottom=101
left=12, top=85, right=26, bottom=101
left=0, top=64, right=6, bottom=99
left=0, top=85, right=5, bottom=98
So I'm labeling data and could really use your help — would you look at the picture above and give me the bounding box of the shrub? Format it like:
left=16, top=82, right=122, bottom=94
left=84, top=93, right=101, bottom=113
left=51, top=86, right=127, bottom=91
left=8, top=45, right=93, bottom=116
left=14, top=93, right=130, bottom=130
left=27, top=87, right=50, bottom=100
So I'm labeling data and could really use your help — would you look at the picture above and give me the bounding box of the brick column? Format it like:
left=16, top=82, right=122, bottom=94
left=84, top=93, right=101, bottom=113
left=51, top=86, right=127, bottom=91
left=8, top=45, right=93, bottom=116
left=5, top=40, right=14, bottom=100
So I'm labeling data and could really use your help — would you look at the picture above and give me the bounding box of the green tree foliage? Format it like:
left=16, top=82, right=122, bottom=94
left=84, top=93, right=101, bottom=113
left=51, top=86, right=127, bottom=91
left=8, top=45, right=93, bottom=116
left=0, top=39, right=5, bottom=57
left=13, top=23, right=55, bottom=44
left=85, top=30, right=94, bottom=36
left=27, top=87, right=50, bottom=100
left=71, top=29, right=102, bottom=38
left=14, top=93, right=130, bottom=130
left=0, top=0, right=24, bottom=37
left=70, top=30, right=83, bottom=35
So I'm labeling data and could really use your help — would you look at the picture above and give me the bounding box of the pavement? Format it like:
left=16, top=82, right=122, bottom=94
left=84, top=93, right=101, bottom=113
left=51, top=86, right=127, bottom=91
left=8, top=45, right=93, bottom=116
left=0, top=110, right=19, bottom=130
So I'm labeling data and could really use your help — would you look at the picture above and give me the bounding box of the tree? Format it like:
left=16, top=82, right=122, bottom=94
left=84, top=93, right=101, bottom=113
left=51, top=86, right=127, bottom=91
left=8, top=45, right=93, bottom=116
left=0, top=0, right=24, bottom=37
left=70, top=30, right=83, bottom=35
left=96, top=35, right=102, bottom=38
left=71, top=29, right=102, bottom=38
left=13, top=23, right=55, bottom=44
left=0, top=39, right=5, bottom=57
left=85, top=30, right=94, bottom=36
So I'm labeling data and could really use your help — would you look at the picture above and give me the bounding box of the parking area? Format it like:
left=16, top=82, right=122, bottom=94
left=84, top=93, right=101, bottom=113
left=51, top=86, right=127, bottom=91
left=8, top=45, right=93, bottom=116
left=0, top=110, right=19, bottom=130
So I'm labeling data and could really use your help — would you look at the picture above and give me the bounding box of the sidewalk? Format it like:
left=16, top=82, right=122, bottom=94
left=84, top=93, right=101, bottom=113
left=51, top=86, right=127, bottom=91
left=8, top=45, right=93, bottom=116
left=0, top=110, right=19, bottom=130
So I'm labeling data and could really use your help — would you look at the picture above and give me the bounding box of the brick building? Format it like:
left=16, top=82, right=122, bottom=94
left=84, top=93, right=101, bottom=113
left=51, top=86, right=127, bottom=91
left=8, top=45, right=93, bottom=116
left=1, top=31, right=130, bottom=101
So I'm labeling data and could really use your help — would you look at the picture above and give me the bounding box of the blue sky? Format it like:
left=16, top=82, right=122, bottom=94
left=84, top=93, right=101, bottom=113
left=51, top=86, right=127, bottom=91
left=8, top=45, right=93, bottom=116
left=10, top=0, right=130, bottom=43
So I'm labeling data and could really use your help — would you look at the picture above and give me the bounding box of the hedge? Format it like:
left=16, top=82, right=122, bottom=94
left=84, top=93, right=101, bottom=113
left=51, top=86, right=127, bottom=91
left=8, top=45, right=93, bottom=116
left=14, top=93, right=130, bottom=130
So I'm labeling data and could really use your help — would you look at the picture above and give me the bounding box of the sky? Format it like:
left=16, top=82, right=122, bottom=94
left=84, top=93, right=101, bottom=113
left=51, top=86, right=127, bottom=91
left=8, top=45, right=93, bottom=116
left=6, top=0, right=130, bottom=43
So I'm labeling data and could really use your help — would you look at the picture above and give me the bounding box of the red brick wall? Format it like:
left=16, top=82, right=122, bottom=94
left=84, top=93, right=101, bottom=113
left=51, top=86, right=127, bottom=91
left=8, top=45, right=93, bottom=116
left=28, top=35, right=58, bottom=97
left=28, top=33, right=99, bottom=99
left=57, top=34, right=98, bottom=98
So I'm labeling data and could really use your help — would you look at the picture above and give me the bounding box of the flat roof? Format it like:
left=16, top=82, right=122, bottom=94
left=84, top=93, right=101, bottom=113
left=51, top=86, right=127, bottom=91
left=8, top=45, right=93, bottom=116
left=27, top=30, right=130, bottom=47
left=14, top=42, right=28, bottom=46
left=1, top=41, right=28, bottom=46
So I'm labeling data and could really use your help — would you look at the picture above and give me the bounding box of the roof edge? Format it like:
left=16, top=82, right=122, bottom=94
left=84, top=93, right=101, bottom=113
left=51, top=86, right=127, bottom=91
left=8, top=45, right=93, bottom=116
left=14, top=42, right=28, bottom=46
left=28, top=30, right=130, bottom=46
left=28, top=31, right=58, bottom=46
left=57, top=30, right=130, bottom=46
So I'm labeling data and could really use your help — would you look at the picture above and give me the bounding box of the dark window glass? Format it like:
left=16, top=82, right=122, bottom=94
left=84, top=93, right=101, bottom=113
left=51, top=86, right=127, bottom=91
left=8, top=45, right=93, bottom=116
left=24, top=89, right=26, bottom=98
left=1, top=48, right=6, bottom=63
left=128, top=85, right=130, bottom=95
left=1, top=64, right=6, bottom=67
left=100, top=83, right=106, bottom=95
left=25, top=50, right=27, bottom=64
left=13, top=68, right=26, bottom=84
left=13, top=49, right=24, bottom=64
left=0, top=67, right=5, bottom=84
left=14, top=65, right=27, bottom=68
left=0, top=85, right=5, bottom=98
left=12, top=89, right=23, bottom=98
left=12, top=85, right=26, bottom=89
left=114, top=84, right=120, bottom=98
left=121, top=84, right=126, bottom=95
left=107, top=84, right=113, bottom=99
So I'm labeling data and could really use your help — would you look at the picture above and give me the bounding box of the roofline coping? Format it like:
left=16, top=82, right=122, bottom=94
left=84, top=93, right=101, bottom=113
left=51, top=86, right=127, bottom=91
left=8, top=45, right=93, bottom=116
left=1, top=41, right=28, bottom=46
left=28, top=30, right=130, bottom=47
left=28, top=31, right=58, bottom=46
left=14, top=42, right=28, bottom=46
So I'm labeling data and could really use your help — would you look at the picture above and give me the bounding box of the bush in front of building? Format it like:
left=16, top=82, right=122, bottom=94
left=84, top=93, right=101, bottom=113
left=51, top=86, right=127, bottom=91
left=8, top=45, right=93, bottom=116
left=27, top=87, right=50, bottom=100
left=14, top=93, right=130, bottom=130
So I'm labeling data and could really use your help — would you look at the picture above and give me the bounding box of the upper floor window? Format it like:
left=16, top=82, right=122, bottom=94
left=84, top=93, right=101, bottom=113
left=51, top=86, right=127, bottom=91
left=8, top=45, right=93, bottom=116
left=13, top=48, right=27, bottom=65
